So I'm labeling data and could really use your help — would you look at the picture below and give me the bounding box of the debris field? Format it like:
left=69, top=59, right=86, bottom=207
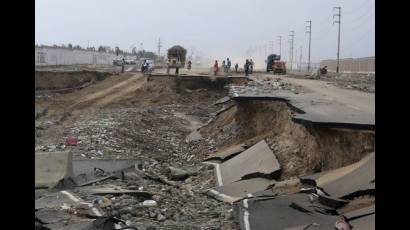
left=35, top=66, right=375, bottom=230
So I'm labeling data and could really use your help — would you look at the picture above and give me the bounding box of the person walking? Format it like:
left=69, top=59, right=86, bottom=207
left=175, top=59, right=181, bottom=75
left=213, top=60, right=219, bottom=75
left=166, top=58, right=170, bottom=75
left=222, top=60, right=226, bottom=73
left=244, top=59, right=250, bottom=76
left=121, top=58, right=125, bottom=73
left=235, top=63, right=239, bottom=73
left=249, top=59, right=254, bottom=74
left=227, top=58, right=231, bottom=72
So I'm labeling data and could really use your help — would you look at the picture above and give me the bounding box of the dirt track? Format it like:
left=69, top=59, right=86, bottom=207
left=67, top=74, right=145, bottom=110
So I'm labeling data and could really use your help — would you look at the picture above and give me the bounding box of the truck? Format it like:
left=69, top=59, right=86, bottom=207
left=266, top=54, right=286, bottom=74
left=167, top=45, right=187, bottom=68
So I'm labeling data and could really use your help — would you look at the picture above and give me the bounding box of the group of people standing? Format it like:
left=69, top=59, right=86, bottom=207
left=244, top=59, right=254, bottom=76
left=212, top=58, right=254, bottom=76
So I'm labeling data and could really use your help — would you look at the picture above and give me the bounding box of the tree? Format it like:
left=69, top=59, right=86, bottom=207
left=68, top=43, right=73, bottom=49
left=74, top=45, right=82, bottom=49
left=136, top=50, right=158, bottom=60
left=98, top=46, right=106, bottom=52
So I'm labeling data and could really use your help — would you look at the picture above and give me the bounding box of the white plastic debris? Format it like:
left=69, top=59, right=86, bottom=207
left=142, top=200, right=157, bottom=207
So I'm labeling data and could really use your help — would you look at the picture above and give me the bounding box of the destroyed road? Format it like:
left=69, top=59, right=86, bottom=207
left=35, top=67, right=374, bottom=229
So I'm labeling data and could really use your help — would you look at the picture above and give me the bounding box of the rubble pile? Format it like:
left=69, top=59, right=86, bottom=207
left=324, top=73, right=375, bottom=93
left=229, top=77, right=302, bottom=97
left=35, top=83, right=240, bottom=229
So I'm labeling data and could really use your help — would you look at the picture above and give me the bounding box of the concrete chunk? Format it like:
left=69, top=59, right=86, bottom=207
left=35, top=151, right=74, bottom=188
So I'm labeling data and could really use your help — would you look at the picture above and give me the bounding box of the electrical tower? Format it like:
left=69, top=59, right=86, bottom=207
left=289, top=31, right=294, bottom=70
left=333, top=7, right=341, bottom=73
left=305, top=20, right=312, bottom=72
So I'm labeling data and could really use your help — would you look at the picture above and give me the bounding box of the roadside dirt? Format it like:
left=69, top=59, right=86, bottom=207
left=35, top=70, right=113, bottom=91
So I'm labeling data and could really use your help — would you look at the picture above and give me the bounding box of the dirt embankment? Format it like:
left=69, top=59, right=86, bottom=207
left=35, top=70, right=113, bottom=91
left=200, top=99, right=375, bottom=178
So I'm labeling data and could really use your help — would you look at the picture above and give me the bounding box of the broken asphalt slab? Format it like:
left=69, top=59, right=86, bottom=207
left=204, top=143, right=246, bottom=162
left=204, top=140, right=280, bottom=203
left=233, top=193, right=340, bottom=230
left=345, top=205, right=375, bottom=229
left=207, top=177, right=276, bottom=203
left=300, top=152, right=375, bottom=199
left=230, top=85, right=374, bottom=129
left=218, top=140, right=281, bottom=185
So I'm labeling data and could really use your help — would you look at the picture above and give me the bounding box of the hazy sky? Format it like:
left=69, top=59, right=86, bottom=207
left=35, top=0, right=374, bottom=66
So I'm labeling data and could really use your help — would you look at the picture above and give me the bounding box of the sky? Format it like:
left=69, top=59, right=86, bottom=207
left=35, top=0, right=375, bottom=67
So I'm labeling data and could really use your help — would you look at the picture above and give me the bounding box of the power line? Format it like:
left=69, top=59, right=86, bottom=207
left=343, top=5, right=375, bottom=24
left=343, top=26, right=375, bottom=55
left=343, top=0, right=373, bottom=15
left=343, top=12, right=374, bottom=32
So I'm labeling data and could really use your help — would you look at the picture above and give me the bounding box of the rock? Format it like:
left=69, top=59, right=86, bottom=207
left=120, top=207, right=133, bottom=215
left=157, top=213, right=166, bottom=221
left=121, top=213, right=132, bottom=220
left=112, top=210, right=119, bottom=217
left=168, top=166, right=190, bottom=180
left=149, top=211, right=157, bottom=218
left=146, top=226, right=156, bottom=230
left=120, top=198, right=136, bottom=207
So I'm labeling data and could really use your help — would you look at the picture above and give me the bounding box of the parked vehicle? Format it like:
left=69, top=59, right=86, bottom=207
left=266, top=54, right=286, bottom=74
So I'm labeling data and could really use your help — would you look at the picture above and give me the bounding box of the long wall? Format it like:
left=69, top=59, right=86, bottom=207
left=35, top=46, right=117, bottom=66
left=320, top=56, right=375, bottom=73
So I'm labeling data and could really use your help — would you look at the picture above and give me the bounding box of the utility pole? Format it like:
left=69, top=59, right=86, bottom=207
left=289, top=31, right=294, bottom=70
left=157, top=38, right=162, bottom=57
left=305, top=20, right=312, bottom=72
left=277, top=36, right=282, bottom=57
left=294, top=48, right=298, bottom=71
left=333, top=7, right=341, bottom=73
left=299, top=46, right=303, bottom=72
